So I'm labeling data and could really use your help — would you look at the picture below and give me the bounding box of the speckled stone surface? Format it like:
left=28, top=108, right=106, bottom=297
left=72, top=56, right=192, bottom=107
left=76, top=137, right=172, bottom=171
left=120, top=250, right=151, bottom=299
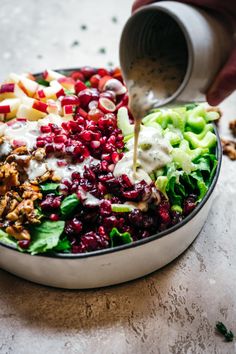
left=0, top=1, right=236, bottom=353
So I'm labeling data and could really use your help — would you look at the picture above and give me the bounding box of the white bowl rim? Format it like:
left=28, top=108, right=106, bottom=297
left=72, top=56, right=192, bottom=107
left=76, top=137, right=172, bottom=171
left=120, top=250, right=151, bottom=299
left=0, top=68, right=222, bottom=259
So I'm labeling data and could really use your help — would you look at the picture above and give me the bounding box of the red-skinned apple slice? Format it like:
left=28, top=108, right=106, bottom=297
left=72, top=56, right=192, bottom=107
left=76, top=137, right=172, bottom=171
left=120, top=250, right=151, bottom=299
left=0, top=83, right=26, bottom=100
left=63, top=105, right=74, bottom=116
left=98, top=97, right=116, bottom=113
left=43, top=69, right=65, bottom=82
left=58, top=77, right=75, bottom=91
left=16, top=104, right=47, bottom=120
left=8, top=73, right=38, bottom=97
left=0, top=98, right=21, bottom=119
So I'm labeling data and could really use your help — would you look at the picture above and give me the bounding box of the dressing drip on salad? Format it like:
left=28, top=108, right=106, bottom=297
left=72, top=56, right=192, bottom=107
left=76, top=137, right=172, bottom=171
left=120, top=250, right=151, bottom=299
left=126, top=56, right=186, bottom=176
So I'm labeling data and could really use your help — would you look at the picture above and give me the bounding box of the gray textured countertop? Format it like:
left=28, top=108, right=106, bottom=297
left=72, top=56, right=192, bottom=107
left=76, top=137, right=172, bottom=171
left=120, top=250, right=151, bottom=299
left=0, top=1, right=236, bottom=353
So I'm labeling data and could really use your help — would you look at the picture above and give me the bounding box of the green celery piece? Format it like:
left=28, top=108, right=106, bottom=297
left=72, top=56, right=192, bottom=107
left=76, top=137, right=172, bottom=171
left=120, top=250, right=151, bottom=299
left=60, top=194, right=80, bottom=217
left=187, top=105, right=207, bottom=132
left=164, top=130, right=181, bottom=146
left=184, top=130, right=217, bottom=149
left=111, top=204, right=135, bottom=212
left=155, top=176, right=168, bottom=199
left=29, top=221, right=65, bottom=255
left=179, top=139, right=208, bottom=160
left=40, top=182, right=60, bottom=194
left=185, top=103, right=198, bottom=111
left=142, top=111, right=161, bottom=124
left=124, top=133, right=134, bottom=142
left=109, top=227, right=133, bottom=247
left=171, top=148, right=195, bottom=174
left=117, top=107, right=134, bottom=136
left=171, top=205, right=183, bottom=213
left=143, top=121, right=163, bottom=135
left=140, top=143, right=152, bottom=151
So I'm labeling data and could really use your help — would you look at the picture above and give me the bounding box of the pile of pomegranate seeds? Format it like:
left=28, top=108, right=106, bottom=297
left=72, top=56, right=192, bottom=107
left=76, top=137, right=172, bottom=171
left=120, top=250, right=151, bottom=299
left=26, top=67, right=197, bottom=253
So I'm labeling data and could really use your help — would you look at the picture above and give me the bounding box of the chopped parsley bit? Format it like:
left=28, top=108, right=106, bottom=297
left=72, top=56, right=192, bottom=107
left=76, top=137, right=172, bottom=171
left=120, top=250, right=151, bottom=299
left=71, top=40, right=79, bottom=47
left=37, top=54, right=43, bottom=59
left=98, top=47, right=106, bottom=54
left=111, top=16, right=118, bottom=23
left=107, top=61, right=114, bottom=67
left=216, top=322, right=234, bottom=342
left=80, top=24, right=87, bottom=30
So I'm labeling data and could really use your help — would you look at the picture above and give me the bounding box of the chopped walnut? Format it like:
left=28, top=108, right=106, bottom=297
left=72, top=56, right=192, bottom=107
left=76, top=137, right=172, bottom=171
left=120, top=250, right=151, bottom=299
left=229, top=120, right=236, bottom=137
left=51, top=174, right=61, bottom=182
left=5, top=225, right=30, bottom=241
left=11, top=145, right=29, bottom=155
left=221, top=138, right=236, bottom=160
left=33, top=148, right=46, bottom=161
left=20, top=182, right=42, bottom=201
left=37, top=170, right=52, bottom=183
left=6, top=198, right=39, bottom=224
left=0, top=162, right=20, bottom=195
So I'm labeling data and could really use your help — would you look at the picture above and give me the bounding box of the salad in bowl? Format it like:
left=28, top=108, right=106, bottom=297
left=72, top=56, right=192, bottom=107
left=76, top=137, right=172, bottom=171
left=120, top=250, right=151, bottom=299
left=0, top=67, right=220, bottom=256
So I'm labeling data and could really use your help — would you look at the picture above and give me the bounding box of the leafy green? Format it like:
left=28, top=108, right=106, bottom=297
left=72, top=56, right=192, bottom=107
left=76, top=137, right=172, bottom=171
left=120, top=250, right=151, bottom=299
left=109, top=228, right=133, bottom=247
left=155, top=176, right=168, bottom=199
left=60, top=194, right=80, bottom=217
left=40, top=182, right=60, bottom=194
left=216, top=322, right=234, bottom=342
left=36, top=78, right=50, bottom=86
left=0, top=229, right=17, bottom=247
left=28, top=221, right=65, bottom=255
left=186, top=103, right=198, bottom=111
left=52, top=236, right=71, bottom=253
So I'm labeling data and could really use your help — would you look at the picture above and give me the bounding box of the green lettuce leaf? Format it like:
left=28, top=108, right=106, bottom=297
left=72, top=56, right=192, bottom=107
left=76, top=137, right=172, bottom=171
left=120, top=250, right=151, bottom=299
left=109, top=227, right=133, bottom=247
left=0, top=229, right=17, bottom=247
left=29, top=221, right=65, bottom=255
left=60, top=194, right=80, bottom=217
left=52, top=236, right=71, bottom=253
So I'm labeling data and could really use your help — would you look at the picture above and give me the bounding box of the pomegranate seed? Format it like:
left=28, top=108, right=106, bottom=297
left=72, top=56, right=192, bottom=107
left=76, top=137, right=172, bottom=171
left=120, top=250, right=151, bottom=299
left=50, top=213, right=60, bottom=221
left=80, top=130, right=92, bottom=142
left=111, top=151, right=120, bottom=163
left=40, top=125, right=51, bottom=133
left=54, top=135, right=67, bottom=144
left=97, top=68, right=110, bottom=77
left=98, top=97, right=116, bottom=113
left=90, top=74, right=101, bottom=88
left=75, top=80, right=87, bottom=94
left=72, top=172, right=80, bottom=180
left=18, top=240, right=30, bottom=249
left=74, top=116, right=85, bottom=125
left=70, top=71, right=85, bottom=81
left=45, top=143, right=54, bottom=153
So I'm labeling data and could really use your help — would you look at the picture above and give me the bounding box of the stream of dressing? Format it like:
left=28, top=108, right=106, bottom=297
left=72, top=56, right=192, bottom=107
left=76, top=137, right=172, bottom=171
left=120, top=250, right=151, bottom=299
left=127, top=56, right=185, bottom=177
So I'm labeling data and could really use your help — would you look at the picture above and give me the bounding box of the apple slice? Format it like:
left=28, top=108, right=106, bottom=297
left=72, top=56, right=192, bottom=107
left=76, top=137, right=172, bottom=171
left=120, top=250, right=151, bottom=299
left=43, top=69, right=65, bottom=82
left=16, top=104, right=47, bottom=120
left=63, top=105, right=74, bottom=116
left=47, top=100, right=59, bottom=114
left=8, top=73, right=39, bottom=97
left=0, top=83, right=26, bottom=100
left=35, top=81, right=65, bottom=101
left=0, top=98, right=21, bottom=120
left=58, top=77, right=75, bottom=91
left=21, top=97, right=48, bottom=113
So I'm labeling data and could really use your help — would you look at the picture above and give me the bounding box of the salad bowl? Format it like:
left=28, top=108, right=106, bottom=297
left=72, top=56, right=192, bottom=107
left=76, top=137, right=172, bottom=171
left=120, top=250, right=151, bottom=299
left=0, top=68, right=222, bottom=289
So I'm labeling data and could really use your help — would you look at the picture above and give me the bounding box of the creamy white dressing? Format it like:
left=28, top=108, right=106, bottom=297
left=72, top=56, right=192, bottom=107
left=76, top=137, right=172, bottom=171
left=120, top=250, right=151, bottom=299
left=114, top=127, right=172, bottom=183
left=26, top=156, right=100, bottom=182
left=0, top=114, right=70, bottom=149
left=0, top=141, right=12, bottom=156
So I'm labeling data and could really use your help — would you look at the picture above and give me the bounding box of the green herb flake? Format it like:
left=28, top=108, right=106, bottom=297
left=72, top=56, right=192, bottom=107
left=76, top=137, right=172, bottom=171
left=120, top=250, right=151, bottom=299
left=60, top=193, right=80, bottom=217
left=216, top=322, right=234, bottom=342
left=98, top=47, right=106, bottom=54
left=36, top=78, right=50, bottom=87
left=80, top=24, right=87, bottom=30
left=109, top=227, right=133, bottom=247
